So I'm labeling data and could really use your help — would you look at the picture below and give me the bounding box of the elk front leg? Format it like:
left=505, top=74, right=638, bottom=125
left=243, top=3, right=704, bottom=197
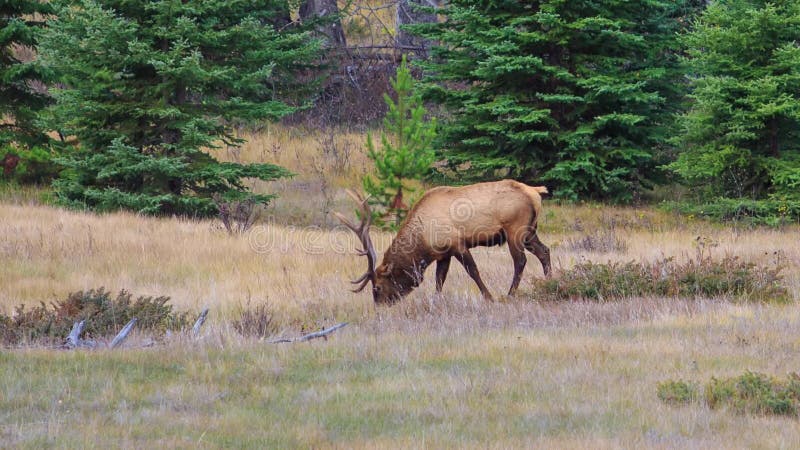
left=435, top=256, right=451, bottom=293
left=454, top=250, right=494, bottom=301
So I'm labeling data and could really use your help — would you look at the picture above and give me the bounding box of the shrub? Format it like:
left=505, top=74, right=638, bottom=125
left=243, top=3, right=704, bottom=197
left=232, top=302, right=277, bottom=339
left=657, top=380, right=700, bottom=405
left=530, top=255, right=787, bottom=302
left=706, top=372, right=800, bottom=416
left=0, top=288, right=192, bottom=346
left=659, top=372, right=800, bottom=417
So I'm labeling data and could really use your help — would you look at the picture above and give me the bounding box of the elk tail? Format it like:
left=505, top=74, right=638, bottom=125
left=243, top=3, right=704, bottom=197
left=521, top=184, right=549, bottom=219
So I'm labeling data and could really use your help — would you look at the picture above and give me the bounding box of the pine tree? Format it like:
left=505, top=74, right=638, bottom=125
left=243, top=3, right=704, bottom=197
left=411, top=0, right=704, bottom=201
left=363, top=56, right=436, bottom=229
left=669, top=0, right=800, bottom=201
left=38, top=0, right=319, bottom=216
left=1, top=0, right=53, bottom=148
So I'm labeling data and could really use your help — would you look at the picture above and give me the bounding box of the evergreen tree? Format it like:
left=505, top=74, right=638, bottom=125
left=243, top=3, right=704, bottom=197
left=38, top=0, right=319, bottom=216
left=1, top=0, right=53, bottom=148
left=669, top=0, right=800, bottom=201
left=364, top=56, right=436, bottom=229
left=412, top=0, right=703, bottom=201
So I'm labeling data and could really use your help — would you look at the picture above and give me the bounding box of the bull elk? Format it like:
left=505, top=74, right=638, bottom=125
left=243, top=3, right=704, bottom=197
left=335, top=180, right=551, bottom=304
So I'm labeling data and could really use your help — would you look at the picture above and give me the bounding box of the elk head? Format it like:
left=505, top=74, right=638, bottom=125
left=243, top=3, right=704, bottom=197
left=334, top=190, right=409, bottom=304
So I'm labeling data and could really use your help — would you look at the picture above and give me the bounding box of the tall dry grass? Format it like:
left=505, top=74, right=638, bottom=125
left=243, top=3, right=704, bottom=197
left=2, top=199, right=798, bottom=324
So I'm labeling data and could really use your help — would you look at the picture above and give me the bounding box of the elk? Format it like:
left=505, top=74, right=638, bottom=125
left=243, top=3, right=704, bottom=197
left=335, top=180, right=551, bottom=304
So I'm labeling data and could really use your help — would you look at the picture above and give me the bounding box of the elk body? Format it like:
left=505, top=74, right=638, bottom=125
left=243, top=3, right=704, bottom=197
left=336, top=180, right=551, bottom=303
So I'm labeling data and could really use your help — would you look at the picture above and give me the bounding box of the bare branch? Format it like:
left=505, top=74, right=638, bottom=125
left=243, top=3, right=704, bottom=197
left=109, top=318, right=137, bottom=349
left=65, top=321, right=85, bottom=349
left=192, top=308, right=209, bottom=337
left=268, top=322, right=349, bottom=344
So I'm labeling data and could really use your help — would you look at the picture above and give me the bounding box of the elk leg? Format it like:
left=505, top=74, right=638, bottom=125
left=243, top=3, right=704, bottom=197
left=435, top=257, right=451, bottom=293
left=507, top=242, right=527, bottom=296
left=525, top=233, right=551, bottom=278
left=454, top=250, right=494, bottom=301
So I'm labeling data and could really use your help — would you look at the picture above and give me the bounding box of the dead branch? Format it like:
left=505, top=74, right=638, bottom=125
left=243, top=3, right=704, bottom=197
left=64, top=320, right=96, bottom=349
left=268, top=322, right=348, bottom=344
left=109, top=318, right=137, bottom=349
left=192, top=308, right=209, bottom=337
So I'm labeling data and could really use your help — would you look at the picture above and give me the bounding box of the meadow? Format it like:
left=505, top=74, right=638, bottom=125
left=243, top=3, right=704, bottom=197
left=2, top=127, right=800, bottom=448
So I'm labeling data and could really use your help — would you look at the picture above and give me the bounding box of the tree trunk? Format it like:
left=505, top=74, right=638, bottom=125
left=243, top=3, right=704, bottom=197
left=299, top=0, right=346, bottom=48
left=396, top=0, right=440, bottom=57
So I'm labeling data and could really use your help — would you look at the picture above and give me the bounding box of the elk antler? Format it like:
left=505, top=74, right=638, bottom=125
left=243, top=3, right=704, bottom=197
left=334, top=190, right=378, bottom=293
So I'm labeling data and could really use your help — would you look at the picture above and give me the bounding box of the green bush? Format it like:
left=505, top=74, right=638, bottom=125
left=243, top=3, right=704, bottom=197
left=0, top=288, right=192, bottom=346
left=706, top=372, right=800, bottom=416
left=657, top=380, right=700, bottom=405
left=662, top=199, right=800, bottom=227
left=530, top=256, right=787, bottom=302
left=660, top=372, right=800, bottom=417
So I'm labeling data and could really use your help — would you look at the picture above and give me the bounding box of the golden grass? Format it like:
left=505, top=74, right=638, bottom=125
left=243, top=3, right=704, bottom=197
left=1, top=197, right=798, bottom=320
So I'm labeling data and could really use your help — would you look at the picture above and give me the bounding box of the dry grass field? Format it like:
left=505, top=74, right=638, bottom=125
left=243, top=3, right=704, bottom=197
left=2, top=126, right=800, bottom=448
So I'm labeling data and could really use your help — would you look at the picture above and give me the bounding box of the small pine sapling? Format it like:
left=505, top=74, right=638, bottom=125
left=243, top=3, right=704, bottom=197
left=363, top=56, right=436, bottom=229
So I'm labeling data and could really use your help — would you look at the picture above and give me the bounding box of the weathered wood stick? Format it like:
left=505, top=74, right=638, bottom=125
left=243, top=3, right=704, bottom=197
left=110, top=318, right=137, bottom=349
left=268, top=322, right=348, bottom=344
left=66, top=320, right=85, bottom=349
left=192, top=308, right=209, bottom=337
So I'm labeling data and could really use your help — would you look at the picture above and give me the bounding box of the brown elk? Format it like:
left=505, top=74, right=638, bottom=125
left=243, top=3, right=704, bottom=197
left=335, top=180, right=551, bottom=304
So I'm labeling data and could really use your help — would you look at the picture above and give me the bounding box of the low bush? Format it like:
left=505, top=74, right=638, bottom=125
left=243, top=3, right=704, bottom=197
left=530, top=255, right=787, bottom=302
left=706, top=372, right=800, bottom=416
left=657, top=380, right=700, bottom=405
left=660, top=372, right=800, bottom=417
left=0, top=288, right=192, bottom=346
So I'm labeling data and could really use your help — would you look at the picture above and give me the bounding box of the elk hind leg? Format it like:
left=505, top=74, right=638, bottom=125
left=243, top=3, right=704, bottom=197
left=525, top=233, right=551, bottom=278
left=507, top=240, right=527, bottom=296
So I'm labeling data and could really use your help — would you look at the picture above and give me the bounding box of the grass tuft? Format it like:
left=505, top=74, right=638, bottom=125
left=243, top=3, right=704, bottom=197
left=231, top=301, right=277, bottom=338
